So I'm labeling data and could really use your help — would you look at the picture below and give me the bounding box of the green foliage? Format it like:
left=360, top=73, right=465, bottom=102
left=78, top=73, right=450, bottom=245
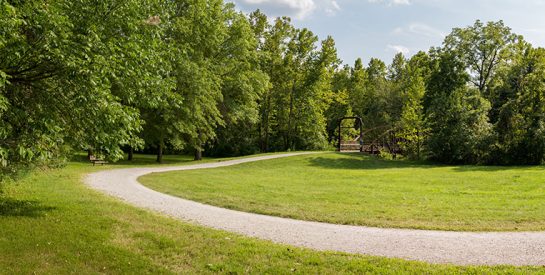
left=255, top=18, right=338, bottom=152
left=2, top=0, right=545, bottom=172
left=337, top=108, right=360, bottom=142
left=443, top=20, right=519, bottom=93
left=491, top=47, right=545, bottom=164
left=324, top=65, right=351, bottom=143
left=142, top=0, right=269, bottom=160
left=378, top=149, right=395, bottom=160
left=424, top=51, right=493, bottom=164
left=0, top=0, right=171, bottom=175
left=207, top=7, right=269, bottom=157
left=397, top=62, right=427, bottom=160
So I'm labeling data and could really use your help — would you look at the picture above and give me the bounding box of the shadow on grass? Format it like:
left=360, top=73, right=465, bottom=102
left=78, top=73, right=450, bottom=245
left=309, top=153, right=545, bottom=173
left=112, top=156, right=197, bottom=166
left=451, top=165, right=545, bottom=172
left=69, top=153, right=199, bottom=167
left=0, top=197, right=56, bottom=217
left=308, top=153, right=435, bottom=170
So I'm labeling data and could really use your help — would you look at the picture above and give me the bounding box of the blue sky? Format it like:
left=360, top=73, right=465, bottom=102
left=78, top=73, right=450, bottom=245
left=230, top=0, right=545, bottom=65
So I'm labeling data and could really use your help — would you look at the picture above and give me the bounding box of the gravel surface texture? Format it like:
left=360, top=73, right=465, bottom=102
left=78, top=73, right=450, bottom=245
left=85, top=153, right=545, bottom=266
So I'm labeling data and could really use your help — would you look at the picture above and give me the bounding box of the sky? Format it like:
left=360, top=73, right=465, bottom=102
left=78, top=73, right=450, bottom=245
left=230, top=0, right=545, bottom=65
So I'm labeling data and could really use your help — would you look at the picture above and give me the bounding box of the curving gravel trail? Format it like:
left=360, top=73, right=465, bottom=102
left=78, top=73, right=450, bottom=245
left=84, top=153, right=545, bottom=266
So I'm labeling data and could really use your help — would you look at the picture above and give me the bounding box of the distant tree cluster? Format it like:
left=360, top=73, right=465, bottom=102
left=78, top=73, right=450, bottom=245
left=333, top=20, right=545, bottom=165
left=2, top=0, right=545, bottom=180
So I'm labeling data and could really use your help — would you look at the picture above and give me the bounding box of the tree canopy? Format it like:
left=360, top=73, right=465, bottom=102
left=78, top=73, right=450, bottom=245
left=2, top=0, right=545, bottom=181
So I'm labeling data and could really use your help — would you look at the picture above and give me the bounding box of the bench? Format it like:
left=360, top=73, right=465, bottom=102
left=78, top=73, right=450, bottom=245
left=89, top=155, right=109, bottom=166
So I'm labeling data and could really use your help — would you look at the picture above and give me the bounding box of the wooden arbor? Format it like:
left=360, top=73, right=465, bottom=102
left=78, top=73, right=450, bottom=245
left=338, top=116, right=364, bottom=152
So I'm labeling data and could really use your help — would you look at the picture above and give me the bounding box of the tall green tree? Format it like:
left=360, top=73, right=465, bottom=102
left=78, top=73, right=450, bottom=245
left=292, top=35, right=340, bottom=150
left=491, top=47, right=545, bottom=164
left=1, top=0, right=167, bottom=175
left=325, top=65, right=351, bottom=144
left=397, top=64, right=427, bottom=160
left=256, top=16, right=294, bottom=152
left=207, top=7, right=269, bottom=157
left=395, top=52, right=432, bottom=159
left=362, top=58, right=392, bottom=141
left=142, top=0, right=267, bottom=161
left=425, top=51, right=492, bottom=164
left=444, top=20, right=519, bottom=95
left=348, top=58, right=368, bottom=120
left=279, top=28, right=319, bottom=150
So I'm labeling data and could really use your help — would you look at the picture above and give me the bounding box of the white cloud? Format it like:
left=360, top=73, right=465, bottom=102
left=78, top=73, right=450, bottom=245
left=387, top=44, right=410, bottom=55
left=368, top=0, right=411, bottom=6
left=234, top=0, right=340, bottom=19
left=324, top=0, right=341, bottom=16
left=393, top=23, right=446, bottom=38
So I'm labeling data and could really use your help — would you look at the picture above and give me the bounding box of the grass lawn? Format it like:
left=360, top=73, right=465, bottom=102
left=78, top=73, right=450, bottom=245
left=140, top=152, right=545, bottom=232
left=1, top=154, right=543, bottom=273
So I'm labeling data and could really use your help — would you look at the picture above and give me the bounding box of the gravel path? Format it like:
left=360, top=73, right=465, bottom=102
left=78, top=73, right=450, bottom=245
left=84, top=153, right=545, bottom=266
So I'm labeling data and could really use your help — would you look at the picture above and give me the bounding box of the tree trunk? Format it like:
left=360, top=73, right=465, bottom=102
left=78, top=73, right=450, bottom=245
left=416, top=130, right=421, bottom=160
left=194, top=131, right=203, bottom=161
left=156, top=144, right=163, bottom=163
left=128, top=147, right=134, bottom=161
left=262, top=94, right=271, bottom=152
left=260, top=114, right=270, bottom=153
left=194, top=148, right=202, bottom=161
left=286, top=81, right=296, bottom=151
left=87, top=149, right=93, bottom=160
left=264, top=130, right=269, bottom=152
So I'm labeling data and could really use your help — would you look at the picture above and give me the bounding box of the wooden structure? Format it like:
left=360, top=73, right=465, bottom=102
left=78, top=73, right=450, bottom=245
left=361, top=129, right=403, bottom=156
left=338, top=116, right=364, bottom=152
left=89, top=155, right=108, bottom=166
left=338, top=118, right=403, bottom=157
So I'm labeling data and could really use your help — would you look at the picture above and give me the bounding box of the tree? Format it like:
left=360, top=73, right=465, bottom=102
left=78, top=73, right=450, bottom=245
left=293, top=35, right=340, bottom=150
left=0, top=0, right=166, bottom=175
left=397, top=64, right=427, bottom=160
left=394, top=52, right=432, bottom=160
left=348, top=58, right=368, bottom=119
left=325, top=65, right=351, bottom=144
left=256, top=16, right=294, bottom=152
left=491, top=47, right=545, bottom=164
left=444, top=20, right=519, bottom=95
left=362, top=58, right=392, bottom=140
left=388, top=53, right=406, bottom=82
left=279, top=28, right=319, bottom=150
left=206, top=7, right=269, bottom=157
left=425, top=51, right=492, bottom=164
left=3, top=1, right=545, bottom=173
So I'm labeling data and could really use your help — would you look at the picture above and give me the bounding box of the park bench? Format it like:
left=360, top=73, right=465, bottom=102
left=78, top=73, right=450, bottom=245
left=89, top=155, right=108, bottom=166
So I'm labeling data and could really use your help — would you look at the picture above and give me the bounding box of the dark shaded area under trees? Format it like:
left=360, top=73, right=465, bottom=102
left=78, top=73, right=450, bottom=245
left=2, top=0, right=545, bottom=182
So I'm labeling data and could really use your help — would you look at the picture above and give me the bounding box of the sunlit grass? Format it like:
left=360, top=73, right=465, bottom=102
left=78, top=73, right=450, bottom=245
left=141, top=152, right=545, bottom=232
left=1, top=153, right=543, bottom=273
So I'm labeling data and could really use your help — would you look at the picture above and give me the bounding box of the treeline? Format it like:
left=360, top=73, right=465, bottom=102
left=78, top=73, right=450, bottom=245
left=335, top=21, right=545, bottom=165
left=2, top=0, right=545, bottom=180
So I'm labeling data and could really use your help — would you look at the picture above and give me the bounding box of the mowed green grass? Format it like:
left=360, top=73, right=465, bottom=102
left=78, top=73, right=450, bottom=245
left=2, top=154, right=544, bottom=273
left=141, top=152, right=545, bottom=232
